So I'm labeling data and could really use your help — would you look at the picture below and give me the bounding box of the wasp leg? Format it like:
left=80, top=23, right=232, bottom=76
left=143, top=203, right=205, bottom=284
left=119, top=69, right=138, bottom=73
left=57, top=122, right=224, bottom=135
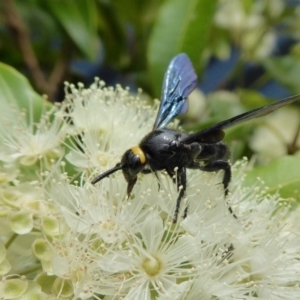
left=167, top=167, right=187, bottom=223
left=190, top=160, right=236, bottom=218
left=220, top=243, right=234, bottom=263
left=142, top=169, right=161, bottom=190
left=166, top=169, right=177, bottom=184
left=201, top=161, right=231, bottom=195
left=127, top=177, right=137, bottom=197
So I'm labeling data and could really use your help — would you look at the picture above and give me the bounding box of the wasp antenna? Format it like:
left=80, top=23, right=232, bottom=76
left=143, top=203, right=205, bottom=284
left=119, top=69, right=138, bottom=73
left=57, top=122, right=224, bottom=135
left=91, top=163, right=124, bottom=184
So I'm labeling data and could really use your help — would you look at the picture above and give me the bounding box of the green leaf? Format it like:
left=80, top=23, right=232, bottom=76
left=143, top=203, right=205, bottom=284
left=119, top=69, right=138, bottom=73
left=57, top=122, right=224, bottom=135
left=46, top=0, right=99, bottom=60
left=238, top=89, right=269, bottom=109
left=0, top=63, right=50, bottom=123
left=107, top=0, right=161, bottom=71
left=243, top=156, right=300, bottom=203
left=97, top=1, right=128, bottom=67
left=263, top=56, right=300, bottom=94
left=148, top=0, right=217, bottom=96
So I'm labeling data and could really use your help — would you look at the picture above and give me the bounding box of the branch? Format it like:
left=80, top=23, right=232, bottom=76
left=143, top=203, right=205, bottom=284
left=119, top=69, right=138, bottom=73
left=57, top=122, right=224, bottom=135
left=4, top=0, right=49, bottom=94
left=48, top=38, right=73, bottom=101
left=4, top=0, right=73, bottom=102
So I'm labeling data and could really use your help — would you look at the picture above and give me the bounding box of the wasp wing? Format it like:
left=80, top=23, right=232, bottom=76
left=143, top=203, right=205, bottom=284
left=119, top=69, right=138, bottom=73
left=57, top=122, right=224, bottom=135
left=181, top=94, right=300, bottom=144
left=153, top=53, right=198, bottom=129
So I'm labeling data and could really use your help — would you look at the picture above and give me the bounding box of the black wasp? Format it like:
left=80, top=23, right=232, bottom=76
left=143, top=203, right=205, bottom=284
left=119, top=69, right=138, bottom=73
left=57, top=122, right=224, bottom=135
left=92, top=53, right=300, bottom=222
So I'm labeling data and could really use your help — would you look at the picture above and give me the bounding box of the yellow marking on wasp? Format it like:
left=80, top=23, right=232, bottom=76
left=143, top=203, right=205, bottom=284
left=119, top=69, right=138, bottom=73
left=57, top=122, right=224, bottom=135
left=131, top=146, right=146, bottom=164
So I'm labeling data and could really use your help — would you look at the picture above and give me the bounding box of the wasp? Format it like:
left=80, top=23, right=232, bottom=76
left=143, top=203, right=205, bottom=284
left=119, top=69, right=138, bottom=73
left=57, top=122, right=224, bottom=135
left=92, top=53, right=300, bottom=222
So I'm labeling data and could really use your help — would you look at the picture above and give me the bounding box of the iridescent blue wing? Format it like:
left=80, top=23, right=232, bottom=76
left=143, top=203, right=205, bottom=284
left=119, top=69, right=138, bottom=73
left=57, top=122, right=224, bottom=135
left=181, top=94, right=300, bottom=144
left=153, top=53, right=198, bottom=129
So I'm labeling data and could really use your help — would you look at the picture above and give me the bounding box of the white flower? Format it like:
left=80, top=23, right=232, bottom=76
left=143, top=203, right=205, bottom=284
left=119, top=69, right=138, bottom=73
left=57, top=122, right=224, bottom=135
left=62, top=80, right=155, bottom=172
left=42, top=155, right=300, bottom=299
left=215, top=0, right=246, bottom=32
left=0, top=99, right=65, bottom=167
left=3, top=77, right=299, bottom=299
left=98, top=214, right=197, bottom=299
left=35, top=78, right=300, bottom=298
left=250, top=107, right=300, bottom=163
left=47, top=174, right=151, bottom=244
left=214, top=0, right=281, bottom=60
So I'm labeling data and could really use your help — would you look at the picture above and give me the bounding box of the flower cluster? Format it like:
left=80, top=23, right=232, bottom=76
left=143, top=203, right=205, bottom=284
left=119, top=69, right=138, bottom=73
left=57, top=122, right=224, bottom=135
left=0, top=79, right=299, bottom=299
left=250, top=106, right=300, bottom=163
left=214, top=0, right=284, bottom=60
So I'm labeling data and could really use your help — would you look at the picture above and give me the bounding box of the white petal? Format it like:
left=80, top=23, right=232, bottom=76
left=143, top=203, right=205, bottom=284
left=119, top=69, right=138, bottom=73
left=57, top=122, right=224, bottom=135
left=99, top=252, right=132, bottom=273
left=52, top=255, right=69, bottom=277
left=157, top=281, right=191, bottom=300
left=124, top=280, right=150, bottom=300
left=140, top=215, right=164, bottom=253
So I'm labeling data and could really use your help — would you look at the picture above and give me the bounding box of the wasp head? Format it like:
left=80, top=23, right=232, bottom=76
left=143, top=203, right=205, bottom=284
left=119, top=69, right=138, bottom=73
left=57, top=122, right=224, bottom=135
left=91, top=146, right=146, bottom=197
left=121, top=146, right=146, bottom=195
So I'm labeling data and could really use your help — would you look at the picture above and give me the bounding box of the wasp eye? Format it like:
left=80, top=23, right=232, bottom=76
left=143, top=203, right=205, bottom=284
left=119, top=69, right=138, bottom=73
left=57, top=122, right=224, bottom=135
left=121, top=148, right=146, bottom=180
left=131, top=154, right=142, bottom=167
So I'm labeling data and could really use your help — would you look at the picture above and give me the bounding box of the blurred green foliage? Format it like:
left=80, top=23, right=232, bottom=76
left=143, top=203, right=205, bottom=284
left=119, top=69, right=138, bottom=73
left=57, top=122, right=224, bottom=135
left=1, top=0, right=299, bottom=99
left=0, top=62, right=49, bottom=123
